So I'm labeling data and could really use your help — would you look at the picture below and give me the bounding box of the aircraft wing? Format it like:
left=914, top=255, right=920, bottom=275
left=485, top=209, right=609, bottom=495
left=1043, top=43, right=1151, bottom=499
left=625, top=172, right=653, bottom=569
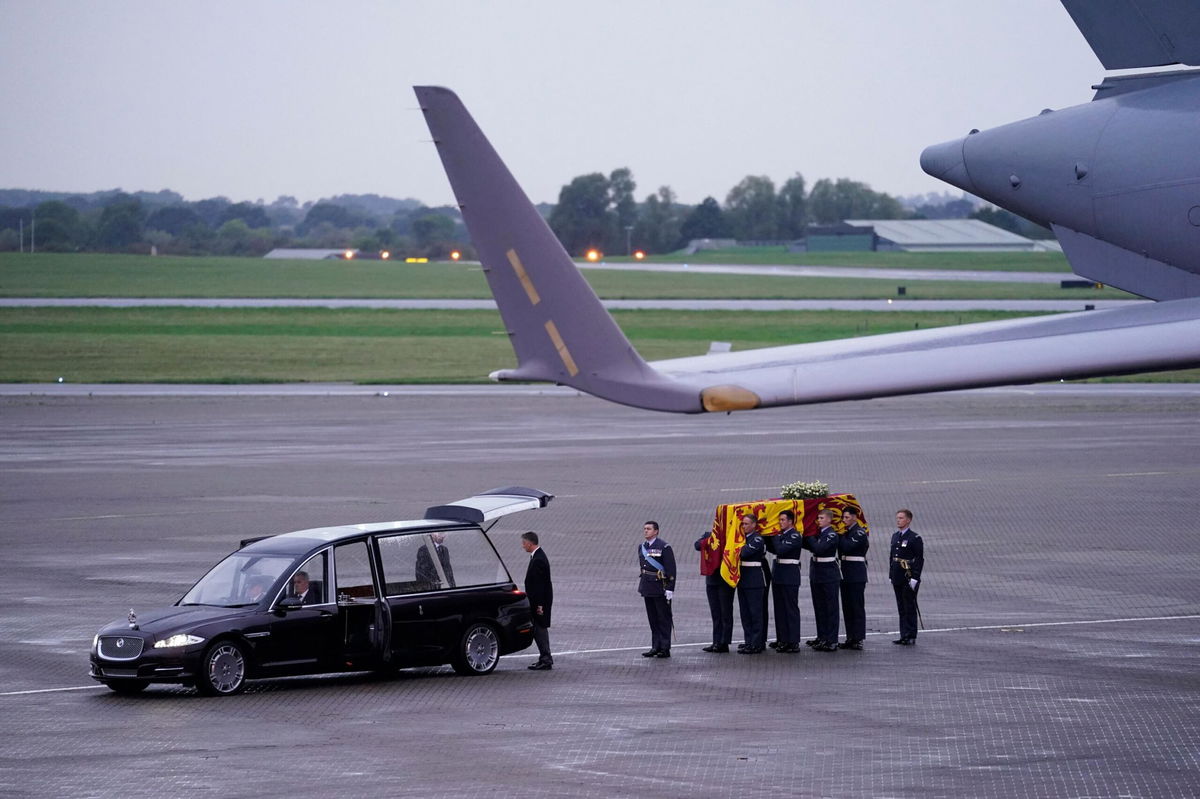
left=415, top=86, right=1200, bottom=414
left=1060, top=0, right=1200, bottom=68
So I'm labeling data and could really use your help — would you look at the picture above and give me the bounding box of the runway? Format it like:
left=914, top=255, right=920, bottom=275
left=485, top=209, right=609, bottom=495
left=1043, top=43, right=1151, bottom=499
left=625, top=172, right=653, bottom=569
left=0, top=297, right=1139, bottom=312
left=1, top=387, right=1197, bottom=797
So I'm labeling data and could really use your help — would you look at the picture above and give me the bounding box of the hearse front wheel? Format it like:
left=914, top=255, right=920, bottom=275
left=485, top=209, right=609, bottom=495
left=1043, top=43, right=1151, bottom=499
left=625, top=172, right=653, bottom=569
left=197, top=640, right=248, bottom=696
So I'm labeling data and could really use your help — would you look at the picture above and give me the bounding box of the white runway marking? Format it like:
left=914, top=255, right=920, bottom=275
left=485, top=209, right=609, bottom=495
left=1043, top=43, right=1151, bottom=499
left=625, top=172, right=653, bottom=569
left=7, top=613, right=1195, bottom=697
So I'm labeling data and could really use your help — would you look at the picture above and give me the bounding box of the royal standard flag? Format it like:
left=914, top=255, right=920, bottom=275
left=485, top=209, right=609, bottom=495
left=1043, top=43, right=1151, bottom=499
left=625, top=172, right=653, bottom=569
left=704, top=494, right=868, bottom=587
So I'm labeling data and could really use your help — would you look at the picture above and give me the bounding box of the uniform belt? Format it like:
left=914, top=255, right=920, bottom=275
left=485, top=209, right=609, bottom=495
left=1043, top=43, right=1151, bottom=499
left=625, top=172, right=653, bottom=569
left=777, top=558, right=800, bottom=564
left=640, top=569, right=661, bottom=575
left=740, top=561, right=762, bottom=567
left=841, top=556, right=866, bottom=562
left=814, top=556, right=838, bottom=563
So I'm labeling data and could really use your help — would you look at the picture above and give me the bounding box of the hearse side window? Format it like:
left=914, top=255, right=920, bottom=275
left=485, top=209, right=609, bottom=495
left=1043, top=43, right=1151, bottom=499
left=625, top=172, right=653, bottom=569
left=437, top=529, right=510, bottom=587
left=377, top=534, right=437, bottom=595
left=334, top=542, right=376, bottom=601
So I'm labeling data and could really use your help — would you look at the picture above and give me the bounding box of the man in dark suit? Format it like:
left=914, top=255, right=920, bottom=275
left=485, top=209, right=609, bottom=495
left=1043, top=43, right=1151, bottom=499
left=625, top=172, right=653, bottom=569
left=838, top=507, right=869, bottom=650
left=805, top=509, right=841, bottom=652
left=415, top=532, right=455, bottom=588
left=291, top=571, right=320, bottom=605
left=638, top=521, right=676, bottom=658
left=889, top=508, right=924, bottom=645
left=521, top=531, right=554, bottom=670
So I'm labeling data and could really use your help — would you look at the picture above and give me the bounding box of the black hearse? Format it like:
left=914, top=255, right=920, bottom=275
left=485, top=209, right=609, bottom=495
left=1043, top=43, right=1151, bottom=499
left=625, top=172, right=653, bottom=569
left=90, top=487, right=551, bottom=696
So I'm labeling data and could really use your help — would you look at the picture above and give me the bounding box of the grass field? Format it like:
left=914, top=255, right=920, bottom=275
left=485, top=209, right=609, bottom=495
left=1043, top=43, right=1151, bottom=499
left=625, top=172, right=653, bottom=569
left=0, top=252, right=1128, bottom=301
left=2, top=307, right=1196, bottom=384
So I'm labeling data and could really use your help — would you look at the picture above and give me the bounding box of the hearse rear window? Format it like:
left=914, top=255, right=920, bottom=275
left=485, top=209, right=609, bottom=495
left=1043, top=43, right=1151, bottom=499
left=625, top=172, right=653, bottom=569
left=377, top=529, right=510, bottom=595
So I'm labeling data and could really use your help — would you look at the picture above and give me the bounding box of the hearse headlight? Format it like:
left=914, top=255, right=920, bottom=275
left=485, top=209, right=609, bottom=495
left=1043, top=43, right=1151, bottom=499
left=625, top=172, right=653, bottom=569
left=153, top=633, right=205, bottom=649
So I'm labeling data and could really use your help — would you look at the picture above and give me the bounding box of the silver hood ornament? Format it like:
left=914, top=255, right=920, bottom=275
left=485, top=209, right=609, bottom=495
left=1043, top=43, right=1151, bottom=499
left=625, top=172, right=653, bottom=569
left=127, top=608, right=138, bottom=630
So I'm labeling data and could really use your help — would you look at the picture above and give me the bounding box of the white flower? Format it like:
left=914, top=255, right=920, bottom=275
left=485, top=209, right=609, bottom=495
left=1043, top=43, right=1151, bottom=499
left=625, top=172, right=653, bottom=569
left=780, top=480, right=829, bottom=500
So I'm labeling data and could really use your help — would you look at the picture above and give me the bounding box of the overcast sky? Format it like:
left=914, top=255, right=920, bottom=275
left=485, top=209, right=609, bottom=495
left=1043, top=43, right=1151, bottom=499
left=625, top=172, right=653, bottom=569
left=0, top=1, right=1113, bottom=208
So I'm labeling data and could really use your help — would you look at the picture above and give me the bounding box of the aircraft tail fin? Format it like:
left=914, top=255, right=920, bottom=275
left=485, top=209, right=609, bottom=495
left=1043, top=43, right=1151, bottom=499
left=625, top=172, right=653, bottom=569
left=414, top=86, right=701, bottom=412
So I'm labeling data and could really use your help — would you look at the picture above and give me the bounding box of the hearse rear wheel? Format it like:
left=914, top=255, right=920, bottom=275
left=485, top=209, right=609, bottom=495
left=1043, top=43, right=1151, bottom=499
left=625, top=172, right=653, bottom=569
left=451, top=622, right=500, bottom=675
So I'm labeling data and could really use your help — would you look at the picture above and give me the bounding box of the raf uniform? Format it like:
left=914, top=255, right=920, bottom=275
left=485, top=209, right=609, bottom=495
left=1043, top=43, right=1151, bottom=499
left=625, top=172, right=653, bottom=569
left=805, top=524, right=841, bottom=651
left=695, top=533, right=734, bottom=652
left=736, top=530, right=768, bottom=653
left=838, top=521, right=869, bottom=649
left=889, top=526, right=924, bottom=644
left=765, top=526, right=803, bottom=652
left=638, top=535, right=676, bottom=657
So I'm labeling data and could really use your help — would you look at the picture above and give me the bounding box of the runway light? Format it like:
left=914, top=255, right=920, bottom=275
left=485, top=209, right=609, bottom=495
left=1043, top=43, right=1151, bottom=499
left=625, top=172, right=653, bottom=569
left=343, top=250, right=354, bottom=260
left=405, top=257, right=429, bottom=263
left=887, top=298, right=893, bottom=304
left=381, top=251, right=390, bottom=260
left=586, top=249, right=601, bottom=262
left=634, top=250, right=645, bottom=260
left=450, top=250, right=462, bottom=261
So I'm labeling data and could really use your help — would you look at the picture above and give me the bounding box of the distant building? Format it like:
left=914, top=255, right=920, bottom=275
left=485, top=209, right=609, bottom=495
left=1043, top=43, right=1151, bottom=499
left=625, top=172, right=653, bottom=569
left=796, top=219, right=1057, bottom=253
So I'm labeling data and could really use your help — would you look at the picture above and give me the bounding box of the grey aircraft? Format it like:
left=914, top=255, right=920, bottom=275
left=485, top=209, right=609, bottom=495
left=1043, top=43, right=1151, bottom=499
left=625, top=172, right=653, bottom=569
left=414, top=0, right=1200, bottom=414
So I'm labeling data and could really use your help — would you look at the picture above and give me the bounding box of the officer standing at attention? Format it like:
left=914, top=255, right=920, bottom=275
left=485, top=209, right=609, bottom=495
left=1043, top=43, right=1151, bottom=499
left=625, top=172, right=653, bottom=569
left=805, top=509, right=841, bottom=652
left=765, top=509, right=803, bottom=653
left=735, top=514, right=768, bottom=654
left=837, top=507, right=869, bottom=650
left=889, top=509, right=924, bottom=645
left=695, top=531, right=734, bottom=653
left=639, top=521, right=676, bottom=658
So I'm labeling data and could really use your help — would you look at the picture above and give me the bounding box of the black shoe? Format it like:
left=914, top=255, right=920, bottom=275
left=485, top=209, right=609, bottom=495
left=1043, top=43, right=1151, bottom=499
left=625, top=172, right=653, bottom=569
left=815, top=641, right=838, bottom=652
left=642, top=649, right=660, bottom=657
left=707, top=644, right=729, bottom=653
left=736, top=644, right=749, bottom=652
left=893, top=637, right=914, bottom=646
left=785, top=643, right=803, bottom=653
left=768, top=641, right=780, bottom=649
left=527, top=661, right=552, bottom=670
left=841, top=640, right=863, bottom=650
left=805, top=638, right=819, bottom=647
left=655, top=650, right=671, bottom=658
left=739, top=646, right=763, bottom=654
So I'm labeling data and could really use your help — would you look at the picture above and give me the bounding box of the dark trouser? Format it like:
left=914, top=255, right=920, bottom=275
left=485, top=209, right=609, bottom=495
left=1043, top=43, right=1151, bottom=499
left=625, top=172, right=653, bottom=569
left=644, top=595, right=672, bottom=652
left=532, top=622, right=552, bottom=664
left=892, top=580, right=919, bottom=640
left=771, top=582, right=801, bottom=645
left=737, top=585, right=766, bottom=648
left=811, top=580, right=840, bottom=643
left=840, top=581, right=866, bottom=642
left=705, top=578, right=735, bottom=646
left=761, top=568, right=772, bottom=635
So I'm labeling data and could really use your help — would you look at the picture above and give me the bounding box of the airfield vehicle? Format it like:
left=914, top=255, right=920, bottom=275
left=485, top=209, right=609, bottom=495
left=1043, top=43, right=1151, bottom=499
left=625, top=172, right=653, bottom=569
left=89, top=487, right=552, bottom=696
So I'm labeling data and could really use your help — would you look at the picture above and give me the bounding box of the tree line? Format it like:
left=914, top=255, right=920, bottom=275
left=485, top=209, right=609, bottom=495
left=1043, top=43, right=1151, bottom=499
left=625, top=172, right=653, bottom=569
left=0, top=174, right=1042, bottom=259
left=0, top=190, right=470, bottom=258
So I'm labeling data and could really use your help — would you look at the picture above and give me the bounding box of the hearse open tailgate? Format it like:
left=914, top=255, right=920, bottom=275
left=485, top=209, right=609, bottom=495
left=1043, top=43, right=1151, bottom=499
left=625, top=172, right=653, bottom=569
left=424, top=486, right=554, bottom=524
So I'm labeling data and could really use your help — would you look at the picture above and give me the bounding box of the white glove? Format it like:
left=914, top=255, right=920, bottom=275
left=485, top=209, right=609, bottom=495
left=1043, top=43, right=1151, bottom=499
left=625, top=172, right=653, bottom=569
left=908, top=578, right=918, bottom=591
left=665, top=590, right=674, bottom=601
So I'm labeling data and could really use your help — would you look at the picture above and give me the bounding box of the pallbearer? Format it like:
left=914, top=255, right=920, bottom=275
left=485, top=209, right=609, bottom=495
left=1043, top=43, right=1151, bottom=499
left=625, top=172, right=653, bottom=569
left=766, top=509, right=803, bottom=653
left=805, top=509, right=841, bottom=652
left=837, top=507, right=869, bottom=650
left=735, top=514, right=767, bottom=654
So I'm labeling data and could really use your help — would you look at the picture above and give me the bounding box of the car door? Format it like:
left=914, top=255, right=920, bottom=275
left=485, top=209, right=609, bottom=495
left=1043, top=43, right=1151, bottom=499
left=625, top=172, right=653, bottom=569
left=333, top=539, right=388, bottom=667
left=262, top=550, right=339, bottom=673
